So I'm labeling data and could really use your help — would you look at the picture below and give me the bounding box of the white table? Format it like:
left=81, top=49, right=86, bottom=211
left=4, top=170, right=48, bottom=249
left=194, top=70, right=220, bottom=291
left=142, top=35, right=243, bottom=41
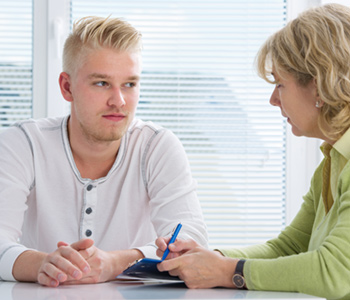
left=0, top=281, right=326, bottom=300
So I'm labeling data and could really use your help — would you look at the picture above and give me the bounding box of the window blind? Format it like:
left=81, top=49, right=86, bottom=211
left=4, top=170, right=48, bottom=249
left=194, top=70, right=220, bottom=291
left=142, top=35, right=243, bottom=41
left=0, top=1, right=32, bottom=129
left=72, top=0, right=287, bottom=248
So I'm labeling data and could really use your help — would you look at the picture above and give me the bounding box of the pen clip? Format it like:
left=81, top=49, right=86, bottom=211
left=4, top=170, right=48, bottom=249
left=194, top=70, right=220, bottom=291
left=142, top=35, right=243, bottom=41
left=170, top=224, right=178, bottom=235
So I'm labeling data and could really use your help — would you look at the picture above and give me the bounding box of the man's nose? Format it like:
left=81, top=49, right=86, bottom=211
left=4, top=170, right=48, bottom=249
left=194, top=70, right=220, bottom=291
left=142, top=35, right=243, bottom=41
left=108, top=88, right=126, bottom=107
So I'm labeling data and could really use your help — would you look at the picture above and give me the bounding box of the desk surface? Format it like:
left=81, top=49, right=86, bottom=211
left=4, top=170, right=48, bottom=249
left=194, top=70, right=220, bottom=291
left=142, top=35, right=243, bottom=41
left=0, top=281, right=326, bottom=300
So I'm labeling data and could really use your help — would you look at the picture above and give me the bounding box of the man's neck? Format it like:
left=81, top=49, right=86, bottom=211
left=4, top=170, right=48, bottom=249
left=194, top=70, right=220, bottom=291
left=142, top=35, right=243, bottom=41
left=68, top=119, right=121, bottom=180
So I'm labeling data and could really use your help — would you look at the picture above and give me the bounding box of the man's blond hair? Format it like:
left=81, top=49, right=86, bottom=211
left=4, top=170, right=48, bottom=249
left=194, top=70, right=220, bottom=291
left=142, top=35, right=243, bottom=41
left=63, top=16, right=142, bottom=76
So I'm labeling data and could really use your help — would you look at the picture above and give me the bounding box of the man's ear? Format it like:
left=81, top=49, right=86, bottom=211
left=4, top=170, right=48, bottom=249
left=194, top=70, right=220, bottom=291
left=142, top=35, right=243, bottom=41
left=59, top=72, right=74, bottom=102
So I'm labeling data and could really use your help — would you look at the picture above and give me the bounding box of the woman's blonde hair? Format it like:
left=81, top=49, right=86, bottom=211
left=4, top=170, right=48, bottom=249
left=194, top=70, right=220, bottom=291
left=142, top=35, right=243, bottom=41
left=63, top=16, right=142, bottom=76
left=256, top=4, right=350, bottom=141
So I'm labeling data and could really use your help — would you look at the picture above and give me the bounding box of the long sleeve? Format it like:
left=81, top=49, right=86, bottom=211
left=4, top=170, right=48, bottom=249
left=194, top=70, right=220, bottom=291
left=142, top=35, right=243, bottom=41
left=219, top=187, right=315, bottom=260
left=0, top=126, right=35, bottom=281
left=136, top=127, right=208, bottom=257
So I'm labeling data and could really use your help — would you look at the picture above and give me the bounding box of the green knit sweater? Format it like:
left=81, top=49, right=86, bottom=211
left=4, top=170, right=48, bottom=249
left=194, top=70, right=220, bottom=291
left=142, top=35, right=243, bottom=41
left=220, top=131, right=350, bottom=300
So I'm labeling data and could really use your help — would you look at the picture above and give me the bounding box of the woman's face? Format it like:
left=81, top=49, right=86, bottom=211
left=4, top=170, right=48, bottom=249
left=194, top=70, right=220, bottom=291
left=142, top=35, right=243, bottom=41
left=269, top=70, right=327, bottom=140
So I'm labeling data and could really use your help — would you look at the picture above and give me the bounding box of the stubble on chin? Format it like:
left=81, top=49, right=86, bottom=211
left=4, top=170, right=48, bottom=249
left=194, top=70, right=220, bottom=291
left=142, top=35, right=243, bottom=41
left=79, top=117, right=132, bottom=144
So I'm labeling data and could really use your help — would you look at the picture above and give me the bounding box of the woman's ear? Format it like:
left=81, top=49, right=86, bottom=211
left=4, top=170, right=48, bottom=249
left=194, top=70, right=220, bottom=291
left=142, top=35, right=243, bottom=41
left=313, top=78, right=324, bottom=108
left=59, top=72, right=74, bottom=102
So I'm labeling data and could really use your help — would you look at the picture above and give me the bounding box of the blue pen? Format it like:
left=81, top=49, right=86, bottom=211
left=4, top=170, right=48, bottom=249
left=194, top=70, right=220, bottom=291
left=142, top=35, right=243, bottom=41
left=161, top=223, right=182, bottom=261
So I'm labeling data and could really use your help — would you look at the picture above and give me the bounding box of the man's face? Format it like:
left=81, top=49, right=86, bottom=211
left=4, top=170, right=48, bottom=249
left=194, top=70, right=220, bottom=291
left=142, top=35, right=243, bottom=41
left=67, top=47, right=142, bottom=143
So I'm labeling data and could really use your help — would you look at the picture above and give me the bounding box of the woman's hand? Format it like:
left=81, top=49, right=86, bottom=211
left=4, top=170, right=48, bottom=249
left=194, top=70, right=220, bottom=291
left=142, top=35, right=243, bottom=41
left=157, top=247, right=238, bottom=289
left=155, top=237, right=201, bottom=259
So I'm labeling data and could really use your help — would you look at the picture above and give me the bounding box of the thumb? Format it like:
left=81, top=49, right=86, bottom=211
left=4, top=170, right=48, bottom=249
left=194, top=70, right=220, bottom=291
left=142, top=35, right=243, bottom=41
left=70, top=238, right=95, bottom=251
left=57, top=241, right=69, bottom=248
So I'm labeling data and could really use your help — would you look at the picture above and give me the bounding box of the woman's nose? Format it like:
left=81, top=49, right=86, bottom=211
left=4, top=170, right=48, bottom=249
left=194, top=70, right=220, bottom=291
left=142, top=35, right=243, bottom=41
left=269, top=86, right=280, bottom=107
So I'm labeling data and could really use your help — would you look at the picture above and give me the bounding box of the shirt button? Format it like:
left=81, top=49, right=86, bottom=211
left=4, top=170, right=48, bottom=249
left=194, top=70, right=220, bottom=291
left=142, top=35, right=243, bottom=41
left=85, top=207, right=92, bottom=214
left=85, top=229, right=92, bottom=237
left=87, top=185, right=93, bottom=191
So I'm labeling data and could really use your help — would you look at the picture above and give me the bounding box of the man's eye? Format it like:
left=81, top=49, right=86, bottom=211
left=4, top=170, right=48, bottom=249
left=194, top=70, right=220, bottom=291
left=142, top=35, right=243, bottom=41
left=96, top=81, right=108, bottom=87
left=125, top=82, right=136, bottom=88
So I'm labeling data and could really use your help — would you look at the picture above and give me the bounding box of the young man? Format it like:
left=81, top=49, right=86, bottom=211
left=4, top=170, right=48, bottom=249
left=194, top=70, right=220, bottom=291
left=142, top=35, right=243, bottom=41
left=0, top=16, right=207, bottom=287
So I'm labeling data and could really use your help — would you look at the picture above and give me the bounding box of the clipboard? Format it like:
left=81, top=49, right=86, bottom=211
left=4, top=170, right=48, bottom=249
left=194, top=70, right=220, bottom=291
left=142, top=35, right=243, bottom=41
left=117, top=223, right=183, bottom=282
left=117, top=258, right=181, bottom=281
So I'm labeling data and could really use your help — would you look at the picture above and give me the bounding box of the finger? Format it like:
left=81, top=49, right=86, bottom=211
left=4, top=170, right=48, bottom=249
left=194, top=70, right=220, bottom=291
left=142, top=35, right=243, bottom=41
left=157, top=256, right=182, bottom=272
left=57, top=241, right=69, bottom=248
left=155, top=237, right=171, bottom=251
left=70, top=238, right=94, bottom=251
left=156, top=248, right=164, bottom=259
left=168, top=239, right=199, bottom=253
left=168, top=269, right=182, bottom=278
left=56, top=247, right=90, bottom=275
left=61, top=276, right=98, bottom=285
left=46, top=253, right=84, bottom=280
left=78, top=245, right=96, bottom=261
left=37, top=271, right=60, bottom=287
left=37, top=256, right=73, bottom=287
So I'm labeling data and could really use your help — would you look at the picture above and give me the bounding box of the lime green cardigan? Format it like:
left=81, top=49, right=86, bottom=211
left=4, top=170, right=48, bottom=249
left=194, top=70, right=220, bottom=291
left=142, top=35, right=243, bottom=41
left=220, top=133, right=350, bottom=300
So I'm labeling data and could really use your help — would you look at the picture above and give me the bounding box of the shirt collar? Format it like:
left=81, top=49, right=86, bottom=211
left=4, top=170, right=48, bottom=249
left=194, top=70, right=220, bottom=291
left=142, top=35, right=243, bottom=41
left=330, top=127, right=350, bottom=160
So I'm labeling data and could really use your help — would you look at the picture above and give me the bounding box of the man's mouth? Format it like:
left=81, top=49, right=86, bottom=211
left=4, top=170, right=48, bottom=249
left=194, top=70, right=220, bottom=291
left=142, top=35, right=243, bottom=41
left=102, top=113, right=126, bottom=122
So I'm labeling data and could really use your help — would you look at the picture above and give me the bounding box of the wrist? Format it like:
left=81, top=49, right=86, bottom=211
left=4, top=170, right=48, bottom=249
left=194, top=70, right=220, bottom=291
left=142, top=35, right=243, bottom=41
left=232, top=259, right=247, bottom=289
left=219, top=257, right=238, bottom=288
left=110, top=249, right=144, bottom=279
left=13, top=250, right=46, bottom=282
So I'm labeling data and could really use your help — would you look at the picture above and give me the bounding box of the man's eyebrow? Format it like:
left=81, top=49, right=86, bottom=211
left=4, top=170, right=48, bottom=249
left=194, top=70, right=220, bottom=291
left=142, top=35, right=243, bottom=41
left=88, top=73, right=111, bottom=79
left=87, top=73, right=140, bottom=81
left=127, top=75, right=141, bottom=81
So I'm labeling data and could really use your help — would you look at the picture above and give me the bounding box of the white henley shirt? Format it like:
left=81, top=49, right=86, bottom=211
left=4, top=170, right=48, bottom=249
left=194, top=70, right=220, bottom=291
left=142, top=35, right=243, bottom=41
left=0, top=116, right=208, bottom=281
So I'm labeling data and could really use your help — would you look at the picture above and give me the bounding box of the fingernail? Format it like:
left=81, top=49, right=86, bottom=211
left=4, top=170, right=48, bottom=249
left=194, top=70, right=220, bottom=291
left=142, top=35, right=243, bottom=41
left=83, top=266, right=90, bottom=273
left=72, top=270, right=80, bottom=278
left=51, top=280, right=57, bottom=287
left=57, top=273, right=65, bottom=282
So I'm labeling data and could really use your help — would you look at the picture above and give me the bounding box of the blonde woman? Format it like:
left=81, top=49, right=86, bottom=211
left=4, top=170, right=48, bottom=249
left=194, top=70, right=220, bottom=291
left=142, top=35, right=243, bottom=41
left=156, top=4, right=350, bottom=299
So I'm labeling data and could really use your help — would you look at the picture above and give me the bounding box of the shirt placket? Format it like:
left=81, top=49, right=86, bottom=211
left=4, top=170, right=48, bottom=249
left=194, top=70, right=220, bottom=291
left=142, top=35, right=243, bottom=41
left=81, top=183, right=97, bottom=239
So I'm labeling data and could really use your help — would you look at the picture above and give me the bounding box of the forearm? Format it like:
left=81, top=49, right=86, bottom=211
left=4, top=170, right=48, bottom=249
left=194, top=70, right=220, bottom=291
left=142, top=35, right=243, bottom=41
left=244, top=246, right=350, bottom=300
left=12, top=250, right=46, bottom=282
left=220, top=197, right=315, bottom=260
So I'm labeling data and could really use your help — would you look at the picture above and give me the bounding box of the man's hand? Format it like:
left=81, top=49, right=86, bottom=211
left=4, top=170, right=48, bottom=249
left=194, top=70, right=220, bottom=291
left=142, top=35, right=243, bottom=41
left=57, top=239, right=120, bottom=284
left=37, top=239, right=92, bottom=287
left=157, top=247, right=238, bottom=289
left=58, top=239, right=145, bottom=285
left=155, top=237, right=200, bottom=259
left=13, top=239, right=144, bottom=287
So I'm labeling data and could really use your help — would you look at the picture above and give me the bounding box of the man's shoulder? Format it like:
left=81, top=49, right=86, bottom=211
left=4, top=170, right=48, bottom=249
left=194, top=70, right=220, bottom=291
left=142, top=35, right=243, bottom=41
left=128, top=119, right=167, bottom=135
left=0, top=116, right=65, bottom=139
left=13, top=116, right=66, bottom=132
left=126, top=119, right=181, bottom=150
